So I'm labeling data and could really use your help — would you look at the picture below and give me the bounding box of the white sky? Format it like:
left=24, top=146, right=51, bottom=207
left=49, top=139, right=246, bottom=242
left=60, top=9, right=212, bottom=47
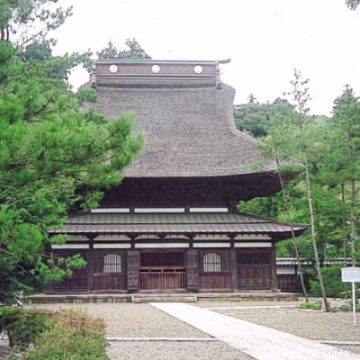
left=52, top=0, right=360, bottom=115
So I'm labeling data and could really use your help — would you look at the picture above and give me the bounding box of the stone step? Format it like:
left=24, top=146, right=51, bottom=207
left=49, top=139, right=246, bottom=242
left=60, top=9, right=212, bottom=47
left=131, top=294, right=197, bottom=303
left=196, top=292, right=301, bottom=302
left=24, top=292, right=301, bottom=304
left=25, top=294, right=132, bottom=304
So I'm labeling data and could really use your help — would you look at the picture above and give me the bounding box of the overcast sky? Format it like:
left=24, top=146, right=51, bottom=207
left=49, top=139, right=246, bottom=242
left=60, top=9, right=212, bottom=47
left=53, top=0, right=360, bottom=115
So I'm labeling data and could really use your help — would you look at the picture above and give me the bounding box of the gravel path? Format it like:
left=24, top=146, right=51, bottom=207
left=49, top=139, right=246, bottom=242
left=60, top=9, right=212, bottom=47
left=107, top=341, right=254, bottom=360
left=203, top=301, right=360, bottom=355
left=29, top=303, right=209, bottom=338
left=154, top=302, right=360, bottom=360
left=29, top=303, right=256, bottom=359
left=216, top=307, right=360, bottom=342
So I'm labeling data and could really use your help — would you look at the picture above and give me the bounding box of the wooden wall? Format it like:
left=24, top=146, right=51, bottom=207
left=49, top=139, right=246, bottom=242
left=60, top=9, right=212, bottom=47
left=237, top=249, right=271, bottom=290
left=50, top=246, right=275, bottom=293
left=52, top=250, right=88, bottom=292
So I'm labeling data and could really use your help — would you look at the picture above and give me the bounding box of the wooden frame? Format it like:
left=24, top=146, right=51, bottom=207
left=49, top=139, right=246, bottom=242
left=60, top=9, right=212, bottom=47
left=49, top=245, right=279, bottom=293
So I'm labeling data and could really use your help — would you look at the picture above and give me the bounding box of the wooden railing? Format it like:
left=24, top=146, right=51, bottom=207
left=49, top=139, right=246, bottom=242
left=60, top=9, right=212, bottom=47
left=140, top=268, right=186, bottom=289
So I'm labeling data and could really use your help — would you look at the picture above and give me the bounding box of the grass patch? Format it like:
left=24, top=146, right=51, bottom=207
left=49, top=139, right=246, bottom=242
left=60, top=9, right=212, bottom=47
left=0, top=307, right=50, bottom=348
left=23, top=309, right=108, bottom=360
left=297, top=301, right=322, bottom=310
left=332, top=303, right=360, bottom=312
left=0, top=308, right=108, bottom=360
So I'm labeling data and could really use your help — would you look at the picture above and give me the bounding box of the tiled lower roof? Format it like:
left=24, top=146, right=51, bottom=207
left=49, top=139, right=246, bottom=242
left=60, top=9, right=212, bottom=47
left=51, top=212, right=307, bottom=240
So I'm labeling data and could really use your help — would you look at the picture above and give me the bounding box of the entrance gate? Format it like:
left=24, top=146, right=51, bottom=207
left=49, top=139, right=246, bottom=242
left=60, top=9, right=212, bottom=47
left=139, top=251, right=186, bottom=290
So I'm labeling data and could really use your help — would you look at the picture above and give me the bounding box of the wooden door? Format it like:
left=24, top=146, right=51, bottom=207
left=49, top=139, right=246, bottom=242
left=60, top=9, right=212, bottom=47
left=237, top=249, right=271, bottom=290
left=198, top=249, right=231, bottom=290
left=92, top=250, right=126, bottom=291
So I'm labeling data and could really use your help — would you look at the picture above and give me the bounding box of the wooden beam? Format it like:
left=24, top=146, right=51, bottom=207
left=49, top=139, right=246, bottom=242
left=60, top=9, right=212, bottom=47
left=127, top=250, right=140, bottom=292
left=186, top=249, right=199, bottom=291
left=230, top=241, right=238, bottom=291
left=270, top=242, right=278, bottom=290
left=87, top=235, right=95, bottom=292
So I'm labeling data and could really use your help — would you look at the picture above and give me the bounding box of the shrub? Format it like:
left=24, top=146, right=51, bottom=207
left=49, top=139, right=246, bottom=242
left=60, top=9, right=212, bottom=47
left=0, top=307, right=49, bottom=348
left=297, top=301, right=322, bottom=310
left=309, top=265, right=351, bottom=298
left=24, top=309, right=108, bottom=360
left=332, top=303, right=360, bottom=312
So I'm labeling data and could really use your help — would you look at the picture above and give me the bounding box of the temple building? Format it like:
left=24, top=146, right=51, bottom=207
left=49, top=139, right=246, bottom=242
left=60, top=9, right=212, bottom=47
left=50, top=60, right=306, bottom=293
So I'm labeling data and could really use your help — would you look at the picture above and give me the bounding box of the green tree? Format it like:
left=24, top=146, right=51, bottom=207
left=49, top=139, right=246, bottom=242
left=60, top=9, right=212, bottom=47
left=234, top=97, right=269, bottom=137
left=286, top=69, right=330, bottom=311
left=0, top=41, right=143, bottom=303
left=234, top=97, right=294, bottom=138
left=263, top=100, right=309, bottom=300
left=97, top=38, right=151, bottom=60
left=346, top=0, right=360, bottom=10
left=332, top=86, right=360, bottom=265
left=0, top=0, right=72, bottom=44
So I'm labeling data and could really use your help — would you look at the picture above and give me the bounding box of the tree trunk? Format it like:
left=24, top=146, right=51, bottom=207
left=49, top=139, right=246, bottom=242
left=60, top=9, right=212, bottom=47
left=350, top=180, right=357, bottom=266
left=274, top=148, right=308, bottom=301
left=350, top=179, right=357, bottom=306
left=304, top=159, right=330, bottom=312
left=341, top=182, right=347, bottom=261
left=291, top=69, right=329, bottom=311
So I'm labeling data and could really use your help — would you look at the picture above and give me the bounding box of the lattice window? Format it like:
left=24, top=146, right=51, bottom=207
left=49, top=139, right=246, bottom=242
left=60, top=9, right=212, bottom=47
left=103, top=254, right=122, bottom=273
left=203, top=253, right=221, bottom=272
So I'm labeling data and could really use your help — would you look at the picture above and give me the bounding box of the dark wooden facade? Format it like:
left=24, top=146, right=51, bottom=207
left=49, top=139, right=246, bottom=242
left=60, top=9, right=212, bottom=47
left=51, top=245, right=279, bottom=293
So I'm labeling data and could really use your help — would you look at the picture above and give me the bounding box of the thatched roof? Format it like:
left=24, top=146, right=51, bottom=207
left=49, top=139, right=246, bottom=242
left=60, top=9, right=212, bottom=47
left=85, top=60, right=277, bottom=178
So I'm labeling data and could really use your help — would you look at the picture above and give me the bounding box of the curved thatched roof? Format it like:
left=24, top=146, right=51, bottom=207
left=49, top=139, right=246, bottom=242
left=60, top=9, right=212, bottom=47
left=85, top=60, right=277, bottom=178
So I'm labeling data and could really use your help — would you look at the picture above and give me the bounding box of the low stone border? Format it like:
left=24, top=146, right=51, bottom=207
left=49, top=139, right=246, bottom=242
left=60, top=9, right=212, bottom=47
left=317, top=341, right=360, bottom=346
left=107, top=337, right=219, bottom=342
left=207, top=305, right=297, bottom=310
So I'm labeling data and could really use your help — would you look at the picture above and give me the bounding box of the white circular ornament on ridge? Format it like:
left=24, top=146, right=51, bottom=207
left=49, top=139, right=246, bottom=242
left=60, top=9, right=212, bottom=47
left=194, top=65, right=203, bottom=74
left=152, top=64, right=161, bottom=73
left=109, top=64, right=118, bottom=73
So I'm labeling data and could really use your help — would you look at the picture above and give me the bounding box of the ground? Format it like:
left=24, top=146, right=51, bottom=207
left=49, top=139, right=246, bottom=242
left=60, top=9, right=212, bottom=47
left=27, top=303, right=252, bottom=360
left=22, top=300, right=360, bottom=359
left=202, top=300, right=360, bottom=356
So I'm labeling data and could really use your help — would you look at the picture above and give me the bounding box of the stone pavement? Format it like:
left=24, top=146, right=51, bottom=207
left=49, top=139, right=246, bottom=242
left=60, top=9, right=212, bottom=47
left=152, top=302, right=360, bottom=360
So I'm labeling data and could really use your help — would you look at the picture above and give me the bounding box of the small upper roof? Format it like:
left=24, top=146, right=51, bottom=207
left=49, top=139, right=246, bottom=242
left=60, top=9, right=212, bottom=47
left=94, top=59, right=231, bottom=65
left=85, top=60, right=277, bottom=178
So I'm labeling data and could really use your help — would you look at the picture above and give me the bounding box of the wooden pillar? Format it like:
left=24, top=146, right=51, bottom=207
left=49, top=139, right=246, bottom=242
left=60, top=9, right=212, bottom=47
left=270, top=242, right=278, bottom=290
left=45, top=240, right=54, bottom=293
left=87, top=235, right=95, bottom=292
left=230, top=241, right=238, bottom=291
left=127, top=250, right=140, bottom=292
left=186, top=249, right=199, bottom=292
